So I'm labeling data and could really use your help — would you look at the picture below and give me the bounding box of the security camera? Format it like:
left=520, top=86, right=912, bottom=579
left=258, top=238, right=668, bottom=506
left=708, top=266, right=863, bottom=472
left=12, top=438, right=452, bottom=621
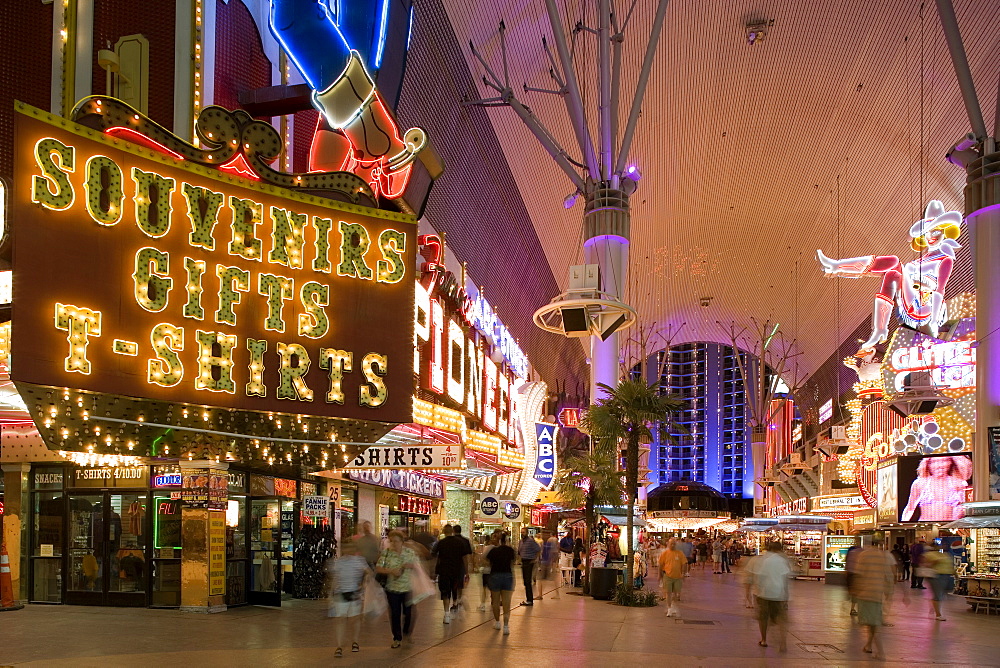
left=699, top=297, right=712, bottom=307
left=745, top=19, right=773, bottom=45
left=946, top=132, right=979, bottom=169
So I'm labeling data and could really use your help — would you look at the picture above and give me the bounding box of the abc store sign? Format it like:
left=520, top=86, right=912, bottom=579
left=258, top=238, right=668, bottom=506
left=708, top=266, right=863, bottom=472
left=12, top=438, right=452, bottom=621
left=479, top=495, right=521, bottom=522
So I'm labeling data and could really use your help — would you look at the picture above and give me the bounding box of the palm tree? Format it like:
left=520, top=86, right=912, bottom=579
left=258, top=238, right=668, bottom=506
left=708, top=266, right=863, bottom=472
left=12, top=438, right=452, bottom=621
left=553, top=440, right=623, bottom=594
left=582, top=379, right=686, bottom=587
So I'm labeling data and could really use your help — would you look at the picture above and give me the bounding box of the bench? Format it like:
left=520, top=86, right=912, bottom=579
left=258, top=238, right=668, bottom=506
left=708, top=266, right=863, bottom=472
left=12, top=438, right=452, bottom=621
left=966, top=596, right=1000, bottom=614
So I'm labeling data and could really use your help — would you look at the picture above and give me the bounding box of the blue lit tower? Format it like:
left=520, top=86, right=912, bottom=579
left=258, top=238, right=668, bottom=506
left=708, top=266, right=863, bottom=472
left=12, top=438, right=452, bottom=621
left=642, top=343, right=761, bottom=500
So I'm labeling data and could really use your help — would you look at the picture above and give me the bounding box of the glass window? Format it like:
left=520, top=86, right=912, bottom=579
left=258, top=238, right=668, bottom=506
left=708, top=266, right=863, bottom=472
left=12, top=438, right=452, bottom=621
left=227, top=495, right=247, bottom=560
left=32, top=467, right=65, bottom=490
left=34, top=492, right=64, bottom=556
left=108, top=493, right=147, bottom=593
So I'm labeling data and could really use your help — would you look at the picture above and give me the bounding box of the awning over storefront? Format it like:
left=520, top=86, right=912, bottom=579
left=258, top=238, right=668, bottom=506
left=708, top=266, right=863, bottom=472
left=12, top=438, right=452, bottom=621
left=600, top=514, right=648, bottom=528
left=945, top=501, right=1000, bottom=529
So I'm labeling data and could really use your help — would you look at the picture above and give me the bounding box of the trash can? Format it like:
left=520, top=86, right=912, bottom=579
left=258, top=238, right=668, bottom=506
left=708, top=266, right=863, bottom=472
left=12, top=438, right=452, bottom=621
left=589, top=567, right=619, bottom=600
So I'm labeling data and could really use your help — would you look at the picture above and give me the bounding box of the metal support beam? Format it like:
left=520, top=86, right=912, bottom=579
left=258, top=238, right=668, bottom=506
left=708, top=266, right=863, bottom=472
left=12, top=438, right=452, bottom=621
left=610, top=27, right=622, bottom=185
left=614, top=0, right=669, bottom=176
left=544, top=0, right=600, bottom=179
left=505, top=94, right=587, bottom=192
left=934, top=0, right=989, bottom=140
left=995, top=74, right=1000, bottom=140
left=599, top=0, right=613, bottom=181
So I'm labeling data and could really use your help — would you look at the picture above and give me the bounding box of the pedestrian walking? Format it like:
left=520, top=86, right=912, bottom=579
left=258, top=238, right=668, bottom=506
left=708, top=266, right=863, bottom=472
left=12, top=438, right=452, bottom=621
left=696, top=539, right=709, bottom=571
left=899, top=543, right=911, bottom=581
left=572, top=538, right=586, bottom=587
left=658, top=538, right=687, bottom=617
left=559, top=532, right=576, bottom=585
left=452, top=525, right=474, bottom=609
left=327, top=541, right=368, bottom=658
left=851, top=540, right=896, bottom=658
left=354, top=520, right=380, bottom=568
left=745, top=541, right=792, bottom=650
left=677, top=537, right=694, bottom=577
left=486, top=533, right=517, bottom=635
left=538, top=530, right=561, bottom=599
left=910, top=539, right=927, bottom=589
left=921, top=544, right=954, bottom=621
left=431, top=524, right=472, bottom=623
left=845, top=543, right=862, bottom=616
left=477, top=532, right=499, bottom=611
left=518, top=528, right=541, bottom=605
left=720, top=539, right=732, bottom=573
left=376, top=530, right=420, bottom=649
left=712, top=538, right=724, bottom=574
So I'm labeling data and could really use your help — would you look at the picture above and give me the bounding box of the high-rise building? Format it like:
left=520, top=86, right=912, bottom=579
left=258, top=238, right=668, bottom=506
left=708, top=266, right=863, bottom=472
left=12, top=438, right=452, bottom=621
left=642, top=342, right=761, bottom=499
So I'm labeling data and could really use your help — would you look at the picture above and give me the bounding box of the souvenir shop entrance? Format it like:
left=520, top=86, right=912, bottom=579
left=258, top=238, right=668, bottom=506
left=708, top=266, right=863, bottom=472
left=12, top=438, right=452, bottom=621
left=66, top=491, right=148, bottom=607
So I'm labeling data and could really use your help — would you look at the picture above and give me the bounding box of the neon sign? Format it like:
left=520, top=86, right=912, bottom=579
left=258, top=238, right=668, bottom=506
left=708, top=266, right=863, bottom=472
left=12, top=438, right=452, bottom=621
left=416, top=234, right=528, bottom=380
left=12, top=106, right=416, bottom=427
left=889, top=339, right=975, bottom=392
left=268, top=0, right=427, bottom=201
left=468, top=293, right=529, bottom=379
left=414, top=281, right=521, bottom=445
left=817, top=200, right=963, bottom=355
left=398, top=495, right=432, bottom=515
left=153, top=474, right=183, bottom=487
left=819, top=399, right=833, bottom=424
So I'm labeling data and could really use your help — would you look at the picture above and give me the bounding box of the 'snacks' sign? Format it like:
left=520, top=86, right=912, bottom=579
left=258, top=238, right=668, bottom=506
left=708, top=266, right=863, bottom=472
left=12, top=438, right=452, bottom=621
left=11, top=107, right=415, bottom=423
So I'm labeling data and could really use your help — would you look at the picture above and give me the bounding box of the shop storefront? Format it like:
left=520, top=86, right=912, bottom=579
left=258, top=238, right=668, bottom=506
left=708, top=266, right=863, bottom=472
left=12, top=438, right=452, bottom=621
left=346, top=470, right=444, bottom=540
left=24, top=464, right=331, bottom=608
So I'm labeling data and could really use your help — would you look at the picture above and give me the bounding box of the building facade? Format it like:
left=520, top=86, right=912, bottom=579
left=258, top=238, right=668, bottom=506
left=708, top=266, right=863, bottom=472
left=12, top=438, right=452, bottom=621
left=645, top=342, right=759, bottom=500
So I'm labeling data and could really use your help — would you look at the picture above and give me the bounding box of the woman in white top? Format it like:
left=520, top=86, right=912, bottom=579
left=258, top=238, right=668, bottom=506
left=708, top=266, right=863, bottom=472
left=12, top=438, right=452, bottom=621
left=328, top=541, right=369, bottom=658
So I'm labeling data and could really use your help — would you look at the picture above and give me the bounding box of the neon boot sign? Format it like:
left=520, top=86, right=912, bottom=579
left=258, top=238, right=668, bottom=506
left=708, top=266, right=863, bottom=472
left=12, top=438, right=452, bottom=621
left=817, top=200, right=963, bottom=355
left=269, top=0, right=427, bottom=200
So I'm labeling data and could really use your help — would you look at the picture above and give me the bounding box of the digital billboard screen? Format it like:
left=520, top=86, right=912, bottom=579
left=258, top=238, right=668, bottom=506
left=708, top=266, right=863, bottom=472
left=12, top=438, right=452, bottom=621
left=897, top=453, right=973, bottom=523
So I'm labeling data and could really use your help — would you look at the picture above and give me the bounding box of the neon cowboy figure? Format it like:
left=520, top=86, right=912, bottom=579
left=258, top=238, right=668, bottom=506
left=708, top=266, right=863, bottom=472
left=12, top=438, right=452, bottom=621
left=269, top=0, right=426, bottom=199
left=817, top=200, right=963, bottom=355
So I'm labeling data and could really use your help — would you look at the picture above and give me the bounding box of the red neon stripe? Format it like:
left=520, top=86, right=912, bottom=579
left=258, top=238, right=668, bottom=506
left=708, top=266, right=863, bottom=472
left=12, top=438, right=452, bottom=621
left=105, top=127, right=185, bottom=160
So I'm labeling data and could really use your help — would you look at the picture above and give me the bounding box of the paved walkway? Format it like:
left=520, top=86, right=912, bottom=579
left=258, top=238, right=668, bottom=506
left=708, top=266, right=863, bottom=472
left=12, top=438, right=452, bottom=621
left=2, top=565, right=998, bottom=667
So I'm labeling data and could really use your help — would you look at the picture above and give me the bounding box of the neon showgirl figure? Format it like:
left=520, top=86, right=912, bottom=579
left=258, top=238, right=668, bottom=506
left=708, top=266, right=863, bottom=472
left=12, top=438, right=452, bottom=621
left=269, top=0, right=427, bottom=199
left=817, top=200, right=963, bottom=355
left=900, top=455, right=972, bottom=522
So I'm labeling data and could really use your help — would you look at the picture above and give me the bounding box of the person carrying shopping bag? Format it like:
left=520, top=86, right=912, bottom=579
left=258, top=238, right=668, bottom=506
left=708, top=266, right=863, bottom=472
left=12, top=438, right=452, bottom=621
left=376, top=530, right=421, bottom=648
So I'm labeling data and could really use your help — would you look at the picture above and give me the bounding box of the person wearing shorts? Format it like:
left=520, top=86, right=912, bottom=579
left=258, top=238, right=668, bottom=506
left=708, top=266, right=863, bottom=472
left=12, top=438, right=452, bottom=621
left=486, top=533, right=517, bottom=635
left=478, top=532, right=499, bottom=611
left=658, top=538, right=687, bottom=617
left=851, top=541, right=895, bottom=657
left=327, top=541, right=368, bottom=658
left=432, top=525, right=472, bottom=623
left=696, top=540, right=709, bottom=569
left=745, top=541, right=792, bottom=650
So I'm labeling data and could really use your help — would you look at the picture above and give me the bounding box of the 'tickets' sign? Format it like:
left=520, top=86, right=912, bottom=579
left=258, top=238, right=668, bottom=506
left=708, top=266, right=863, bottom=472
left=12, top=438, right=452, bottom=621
left=11, top=107, right=416, bottom=424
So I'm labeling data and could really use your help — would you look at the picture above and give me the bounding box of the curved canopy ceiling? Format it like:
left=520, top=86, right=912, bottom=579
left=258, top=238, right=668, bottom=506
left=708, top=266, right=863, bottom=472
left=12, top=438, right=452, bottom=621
left=440, top=0, right=1000, bottom=379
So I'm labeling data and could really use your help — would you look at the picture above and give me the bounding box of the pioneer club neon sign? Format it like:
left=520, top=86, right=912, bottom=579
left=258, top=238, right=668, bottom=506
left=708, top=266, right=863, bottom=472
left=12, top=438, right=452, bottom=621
left=11, top=107, right=416, bottom=423
left=417, top=235, right=529, bottom=379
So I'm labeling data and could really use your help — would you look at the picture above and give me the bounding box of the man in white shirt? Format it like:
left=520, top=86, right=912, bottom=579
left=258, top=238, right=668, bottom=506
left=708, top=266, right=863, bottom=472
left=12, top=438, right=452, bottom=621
left=745, top=541, right=792, bottom=651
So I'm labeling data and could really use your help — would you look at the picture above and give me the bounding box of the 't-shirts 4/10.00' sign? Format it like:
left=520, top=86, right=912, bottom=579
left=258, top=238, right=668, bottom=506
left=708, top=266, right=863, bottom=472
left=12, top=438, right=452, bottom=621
left=11, top=106, right=416, bottom=424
